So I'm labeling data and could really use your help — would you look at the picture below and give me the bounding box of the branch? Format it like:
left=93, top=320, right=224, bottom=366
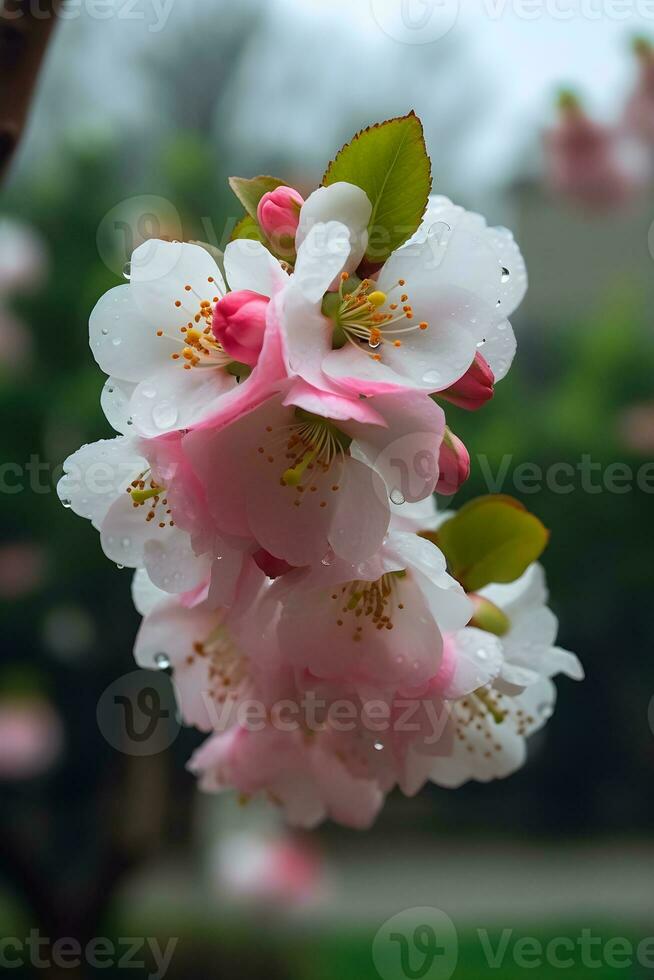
left=0, top=0, right=61, bottom=183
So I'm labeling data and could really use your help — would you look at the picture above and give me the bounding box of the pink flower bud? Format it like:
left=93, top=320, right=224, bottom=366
left=253, top=548, right=294, bottom=580
left=436, top=428, right=470, bottom=496
left=212, top=290, right=269, bottom=367
left=257, top=186, right=304, bottom=244
left=439, top=353, right=495, bottom=411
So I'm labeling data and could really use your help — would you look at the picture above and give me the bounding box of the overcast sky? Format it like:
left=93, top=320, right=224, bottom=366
left=23, top=0, right=654, bottom=196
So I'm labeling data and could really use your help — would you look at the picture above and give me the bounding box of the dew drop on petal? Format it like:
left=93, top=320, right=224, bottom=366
left=501, top=267, right=510, bottom=283
left=61, top=499, right=71, bottom=509
left=101, top=328, right=108, bottom=336
left=112, top=337, right=122, bottom=347
left=141, top=384, right=157, bottom=400
left=123, top=261, right=132, bottom=280
left=374, top=742, right=384, bottom=752
left=152, top=401, right=178, bottom=429
left=121, top=537, right=131, bottom=549
left=422, top=369, right=441, bottom=386
left=321, top=548, right=335, bottom=567
left=155, top=653, right=171, bottom=670
left=368, top=338, right=381, bottom=350
left=390, top=488, right=406, bottom=506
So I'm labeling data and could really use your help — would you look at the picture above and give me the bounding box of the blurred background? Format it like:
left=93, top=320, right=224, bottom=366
left=1, top=1, right=654, bottom=977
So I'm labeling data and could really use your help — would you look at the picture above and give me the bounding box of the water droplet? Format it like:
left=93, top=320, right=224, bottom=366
left=501, top=267, right=510, bottom=283
left=422, top=369, right=441, bottom=386
left=141, top=384, right=157, bottom=399
left=101, top=327, right=108, bottom=336
left=368, top=337, right=381, bottom=350
left=121, top=537, right=131, bottom=549
left=123, top=261, right=132, bottom=280
left=112, top=337, right=122, bottom=347
left=321, top=548, right=335, bottom=566
left=126, top=417, right=133, bottom=426
left=116, top=564, right=124, bottom=570
left=107, top=386, right=114, bottom=394
left=373, top=741, right=384, bottom=752
left=155, top=653, right=171, bottom=670
left=390, top=488, right=406, bottom=506
left=152, top=401, right=178, bottom=429
left=476, top=649, right=488, bottom=661
left=61, top=498, right=71, bottom=509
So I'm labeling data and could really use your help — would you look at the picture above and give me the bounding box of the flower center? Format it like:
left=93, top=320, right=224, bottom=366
left=127, top=474, right=174, bottom=528
left=331, top=570, right=407, bottom=640
left=453, top=687, right=536, bottom=760
left=159, top=277, right=245, bottom=374
left=257, top=411, right=351, bottom=510
left=326, top=273, right=429, bottom=360
left=190, top=623, right=248, bottom=706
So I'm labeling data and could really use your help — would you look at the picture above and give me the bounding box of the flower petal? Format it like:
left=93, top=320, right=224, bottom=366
left=89, top=285, right=177, bottom=383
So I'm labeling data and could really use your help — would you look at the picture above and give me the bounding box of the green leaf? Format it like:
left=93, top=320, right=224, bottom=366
left=228, top=175, right=287, bottom=222
left=322, top=112, right=432, bottom=263
left=229, top=214, right=268, bottom=244
left=432, top=495, right=550, bottom=592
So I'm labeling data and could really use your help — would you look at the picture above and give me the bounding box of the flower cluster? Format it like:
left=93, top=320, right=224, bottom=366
left=59, top=114, right=582, bottom=828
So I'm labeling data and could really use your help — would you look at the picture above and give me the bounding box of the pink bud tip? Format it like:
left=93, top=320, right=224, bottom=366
left=439, top=352, right=495, bottom=411
left=436, top=429, right=470, bottom=496
left=253, top=548, right=295, bottom=580
left=212, top=290, right=269, bottom=367
left=257, top=186, right=304, bottom=244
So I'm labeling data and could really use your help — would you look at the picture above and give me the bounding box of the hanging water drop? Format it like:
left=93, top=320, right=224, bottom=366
left=390, top=488, right=406, bottom=506
left=501, top=267, right=510, bottom=283
left=123, top=261, right=132, bottom=280
left=155, top=653, right=171, bottom=670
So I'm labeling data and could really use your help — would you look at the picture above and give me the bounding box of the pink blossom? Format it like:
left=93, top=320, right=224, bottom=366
left=436, top=428, right=470, bottom=496
left=257, top=186, right=304, bottom=246
left=544, top=93, right=644, bottom=209
left=439, top=352, right=494, bottom=411
left=212, top=290, right=269, bottom=368
left=0, top=699, right=64, bottom=780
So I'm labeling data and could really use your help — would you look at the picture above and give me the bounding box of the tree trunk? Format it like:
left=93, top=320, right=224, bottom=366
left=0, top=0, right=61, bottom=182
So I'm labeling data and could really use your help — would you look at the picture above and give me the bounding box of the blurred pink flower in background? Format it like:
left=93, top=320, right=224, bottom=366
left=544, top=91, right=648, bottom=209
left=0, top=697, right=64, bottom=781
left=0, top=542, right=47, bottom=600
left=212, top=830, right=324, bottom=909
left=622, top=37, right=654, bottom=146
left=617, top=401, right=654, bottom=454
left=0, top=217, right=47, bottom=372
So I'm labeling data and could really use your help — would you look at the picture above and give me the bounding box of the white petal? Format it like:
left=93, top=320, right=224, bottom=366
left=130, top=240, right=225, bottom=333
left=58, top=437, right=145, bottom=530
left=131, top=568, right=168, bottom=616
left=478, top=318, right=517, bottom=382
left=128, top=361, right=237, bottom=437
left=144, top=531, right=212, bottom=594
left=293, top=221, right=351, bottom=302
left=297, top=182, right=371, bottom=271
left=443, top=628, right=504, bottom=699
left=89, top=285, right=177, bottom=383
left=387, top=532, right=472, bottom=632
left=224, top=239, right=288, bottom=297
left=100, top=377, right=136, bottom=434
